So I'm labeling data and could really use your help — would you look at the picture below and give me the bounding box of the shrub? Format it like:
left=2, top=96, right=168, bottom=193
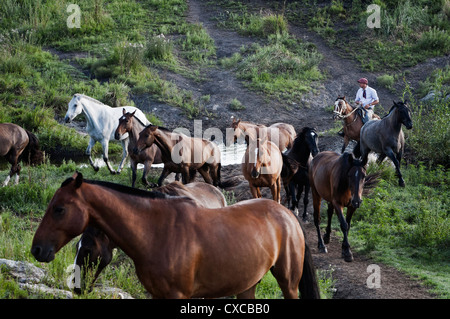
left=416, top=27, right=450, bottom=55
left=377, top=74, right=395, bottom=89
left=145, top=33, right=174, bottom=62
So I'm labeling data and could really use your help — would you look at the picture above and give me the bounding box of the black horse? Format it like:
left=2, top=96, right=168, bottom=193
left=281, top=127, right=319, bottom=221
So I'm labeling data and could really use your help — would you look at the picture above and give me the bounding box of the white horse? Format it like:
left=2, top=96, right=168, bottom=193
left=65, top=94, right=150, bottom=174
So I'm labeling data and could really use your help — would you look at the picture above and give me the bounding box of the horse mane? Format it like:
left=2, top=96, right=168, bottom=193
left=60, top=177, right=169, bottom=199
left=336, top=153, right=356, bottom=196
left=22, top=130, right=44, bottom=165
left=74, top=93, right=106, bottom=106
left=145, top=124, right=171, bottom=132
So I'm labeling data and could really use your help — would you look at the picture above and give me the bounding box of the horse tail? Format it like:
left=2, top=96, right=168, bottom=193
left=363, top=172, right=380, bottom=196
left=298, top=222, right=321, bottom=299
left=23, top=130, right=44, bottom=165
left=299, top=240, right=321, bottom=299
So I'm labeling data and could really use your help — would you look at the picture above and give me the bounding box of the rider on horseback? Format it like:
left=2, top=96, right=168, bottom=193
left=355, top=78, right=379, bottom=124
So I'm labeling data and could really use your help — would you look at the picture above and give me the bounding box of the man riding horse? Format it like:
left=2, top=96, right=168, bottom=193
left=355, top=78, right=379, bottom=124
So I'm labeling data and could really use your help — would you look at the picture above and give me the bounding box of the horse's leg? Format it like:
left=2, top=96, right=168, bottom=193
left=100, top=139, right=116, bottom=174
left=117, top=139, right=129, bottom=173
left=376, top=153, right=387, bottom=164
left=323, top=203, right=334, bottom=244
left=208, top=164, right=219, bottom=186
left=157, top=167, right=171, bottom=186
left=236, top=284, right=257, bottom=299
left=384, top=147, right=405, bottom=187
left=86, top=138, right=99, bottom=172
left=288, top=181, right=298, bottom=213
left=333, top=202, right=353, bottom=262
left=311, top=186, right=327, bottom=253
left=249, top=184, right=259, bottom=199
left=302, top=182, right=310, bottom=222
left=256, top=187, right=262, bottom=198
left=130, top=159, right=137, bottom=188
left=276, top=176, right=281, bottom=203
left=346, top=206, right=356, bottom=233
left=269, top=180, right=279, bottom=203
left=341, top=135, right=349, bottom=153
left=198, top=166, right=212, bottom=184
left=142, top=160, right=157, bottom=188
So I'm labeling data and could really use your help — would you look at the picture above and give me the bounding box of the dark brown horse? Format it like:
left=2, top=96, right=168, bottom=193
left=73, top=181, right=227, bottom=293
left=309, top=151, right=367, bottom=262
left=0, top=123, right=44, bottom=186
left=242, top=133, right=283, bottom=203
left=135, top=125, right=221, bottom=186
left=333, top=96, right=380, bottom=153
left=114, top=109, right=163, bottom=187
left=281, top=127, right=319, bottom=221
left=32, top=172, right=320, bottom=299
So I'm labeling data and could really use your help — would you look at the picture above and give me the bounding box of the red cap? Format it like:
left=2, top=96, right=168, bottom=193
left=357, top=78, right=368, bottom=84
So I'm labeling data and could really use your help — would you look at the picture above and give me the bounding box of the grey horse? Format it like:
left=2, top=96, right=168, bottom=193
left=358, top=101, right=413, bottom=187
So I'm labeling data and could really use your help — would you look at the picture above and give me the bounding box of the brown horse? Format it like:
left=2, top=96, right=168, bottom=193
left=309, top=151, right=367, bottom=262
left=230, top=118, right=296, bottom=151
left=114, top=109, right=163, bottom=187
left=0, top=123, right=44, bottom=186
left=135, top=125, right=221, bottom=186
left=73, top=181, right=227, bottom=293
left=242, top=133, right=283, bottom=203
left=333, top=96, right=380, bottom=153
left=32, top=172, right=320, bottom=299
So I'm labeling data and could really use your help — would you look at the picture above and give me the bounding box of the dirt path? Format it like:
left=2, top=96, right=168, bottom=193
left=164, top=0, right=435, bottom=299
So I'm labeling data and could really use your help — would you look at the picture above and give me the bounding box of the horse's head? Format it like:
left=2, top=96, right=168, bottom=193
left=65, top=95, right=83, bottom=123
left=393, top=101, right=413, bottom=130
left=333, top=96, right=348, bottom=120
left=135, top=125, right=157, bottom=154
left=31, top=172, right=89, bottom=263
left=302, top=127, right=320, bottom=157
left=73, top=226, right=114, bottom=294
left=230, top=118, right=244, bottom=144
left=343, top=153, right=366, bottom=209
left=115, top=109, right=136, bottom=140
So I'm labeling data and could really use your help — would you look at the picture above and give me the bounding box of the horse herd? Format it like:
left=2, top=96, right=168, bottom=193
left=1, top=93, right=413, bottom=299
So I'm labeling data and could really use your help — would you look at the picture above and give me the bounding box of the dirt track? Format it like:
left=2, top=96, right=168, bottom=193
left=142, top=0, right=440, bottom=299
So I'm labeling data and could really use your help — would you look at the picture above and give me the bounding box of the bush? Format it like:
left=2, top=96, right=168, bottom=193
left=145, top=33, right=174, bottom=62
left=377, top=74, right=395, bottom=89
left=416, top=27, right=450, bottom=55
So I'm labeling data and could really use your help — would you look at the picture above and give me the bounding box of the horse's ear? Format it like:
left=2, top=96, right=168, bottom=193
left=343, top=96, right=346, bottom=100
left=131, top=110, right=136, bottom=116
left=236, top=119, right=241, bottom=124
left=73, top=171, right=83, bottom=188
left=149, top=125, right=158, bottom=132
left=123, top=108, right=126, bottom=115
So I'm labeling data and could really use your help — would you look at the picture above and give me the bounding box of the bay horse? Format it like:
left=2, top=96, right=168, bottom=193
left=0, top=123, right=44, bottom=186
left=114, top=109, right=163, bottom=187
left=230, top=118, right=296, bottom=151
left=64, top=94, right=150, bottom=174
left=358, top=101, right=413, bottom=187
left=242, top=133, right=283, bottom=203
left=333, top=96, right=380, bottom=153
left=32, top=172, right=320, bottom=299
left=73, top=181, right=227, bottom=293
left=135, top=125, right=221, bottom=186
left=309, top=151, right=367, bottom=262
left=281, top=127, right=319, bottom=220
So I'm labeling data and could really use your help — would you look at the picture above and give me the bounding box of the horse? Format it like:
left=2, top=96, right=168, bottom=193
left=135, top=125, right=221, bottom=186
left=0, top=123, right=44, bottom=186
left=31, top=172, right=320, bottom=299
left=242, top=133, right=283, bottom=203
left=281, top=127, right=319, bottom=221
left=333, top=96, right=380, bottom=153
left=358, top=101, right=413, bottom=187
left=73, top=181, right=227, bottom=293
left=114, top=109, right=163, bottom=187
left=230, top=118, right=296, bottom=151
left=309, top=151, right=367, bottom=262
left=64, top=94, right=150, bottom=174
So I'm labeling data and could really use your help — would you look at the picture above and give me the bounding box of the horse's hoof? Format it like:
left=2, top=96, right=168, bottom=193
left=399, top=179, right=405, bottom=187
left=318, top=246, right=328, bottom=254
left=93, top=166, right=99, bottom=172
left=342, top=250, right=354, bottom=262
